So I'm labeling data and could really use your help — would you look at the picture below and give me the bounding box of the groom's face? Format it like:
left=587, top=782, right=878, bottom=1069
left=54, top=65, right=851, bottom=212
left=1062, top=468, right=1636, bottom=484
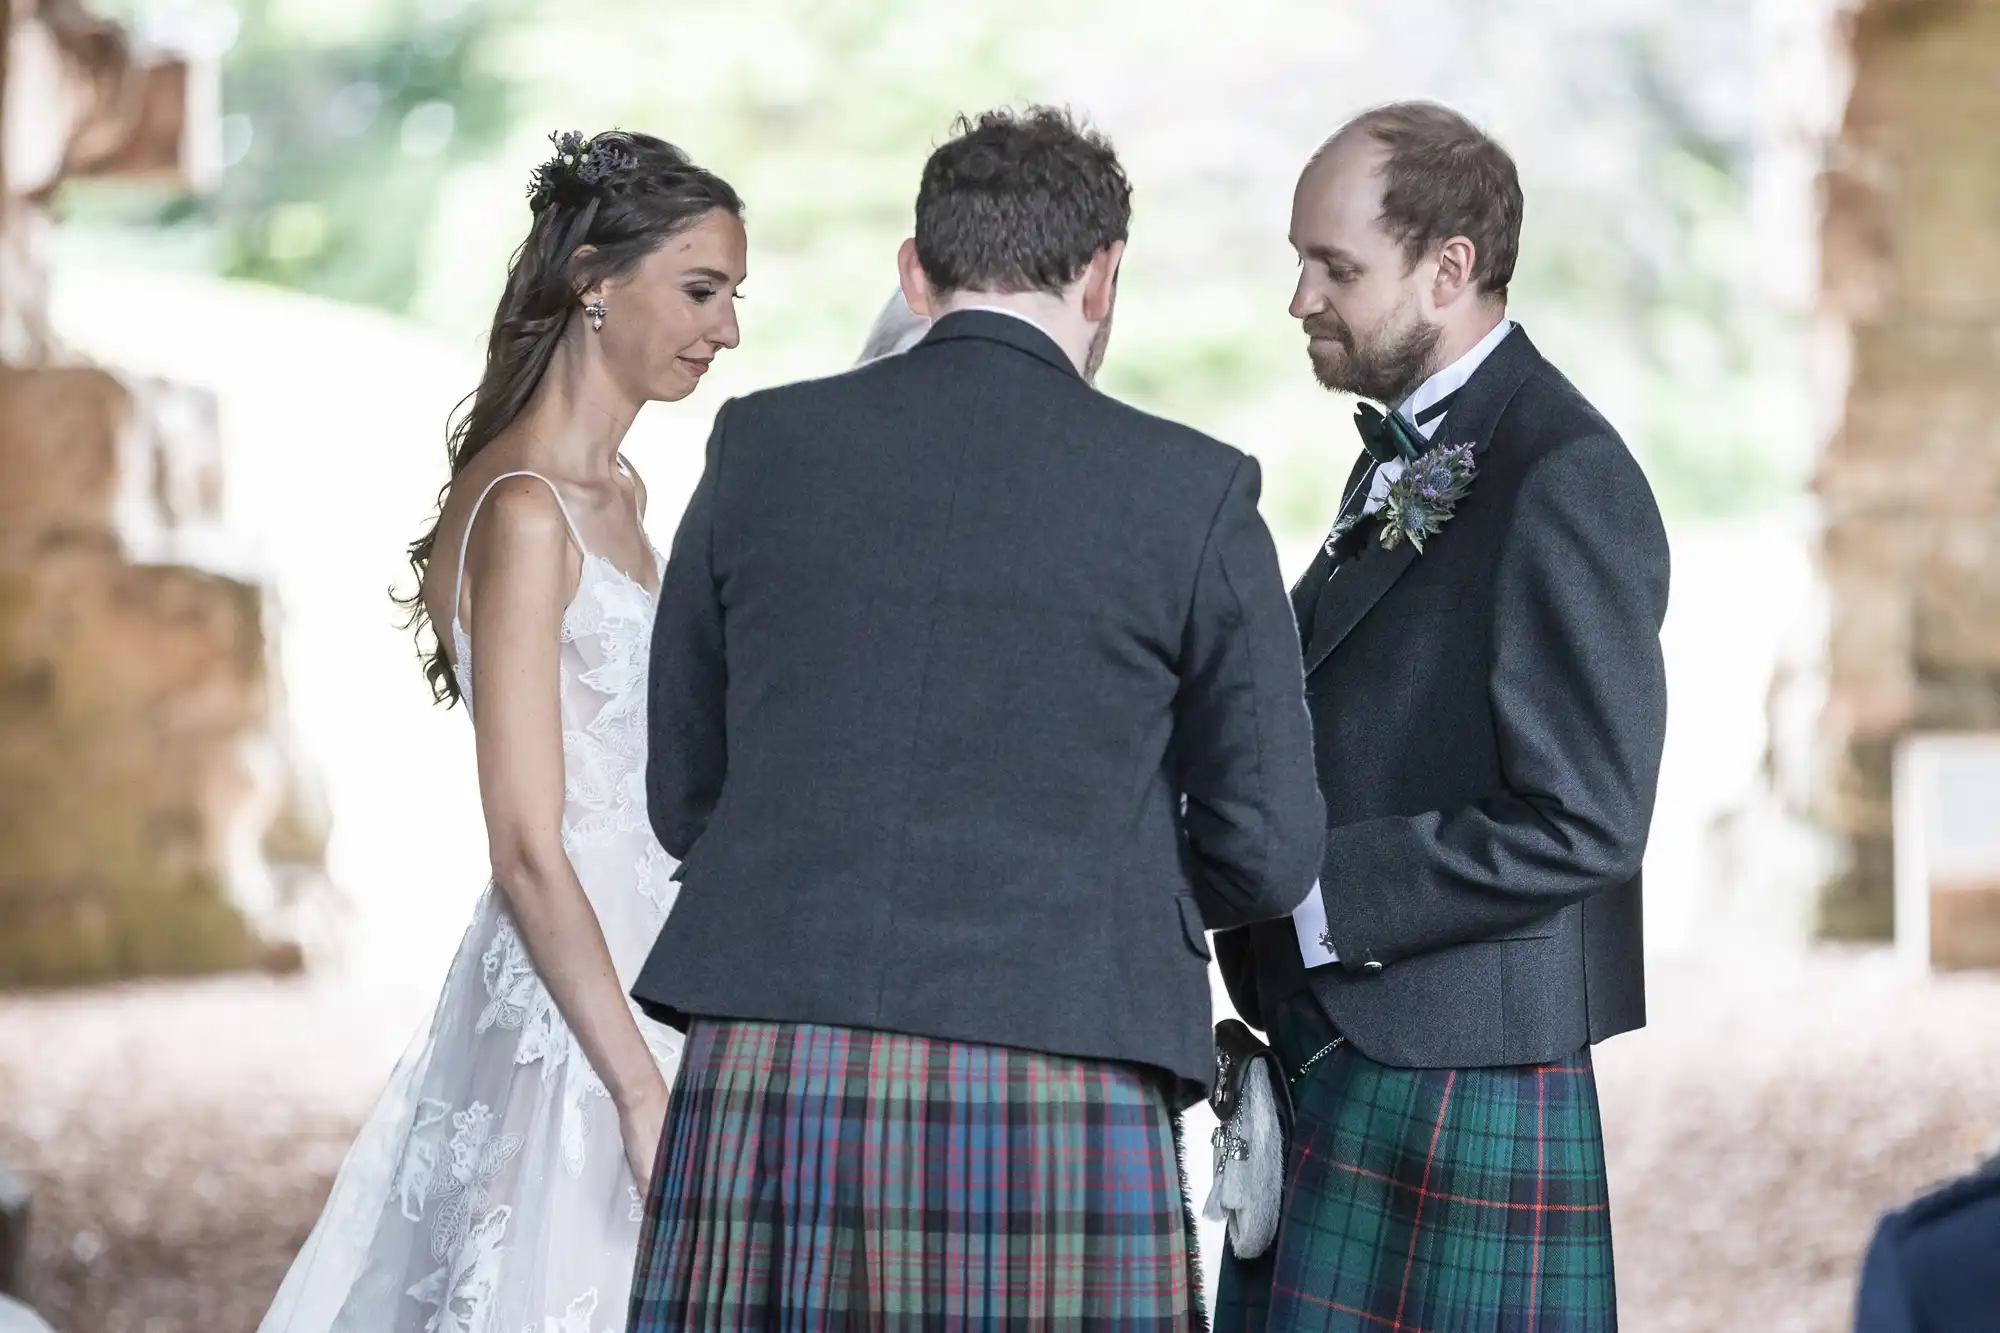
left=1288, top=136, right=1441, bottom=405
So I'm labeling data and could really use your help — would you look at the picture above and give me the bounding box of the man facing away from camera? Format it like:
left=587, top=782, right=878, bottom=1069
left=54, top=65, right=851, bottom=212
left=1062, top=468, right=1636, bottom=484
left=629, top=106, right=1324, bottom=1332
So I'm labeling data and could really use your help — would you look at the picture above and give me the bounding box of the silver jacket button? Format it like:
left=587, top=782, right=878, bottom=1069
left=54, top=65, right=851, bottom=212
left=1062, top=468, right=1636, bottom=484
left=1361, top=960, right=1384, bottom=974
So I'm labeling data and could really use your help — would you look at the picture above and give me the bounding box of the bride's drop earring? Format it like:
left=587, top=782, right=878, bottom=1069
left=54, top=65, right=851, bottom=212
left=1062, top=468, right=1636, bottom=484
left=584, top=299, right=607, bottom=332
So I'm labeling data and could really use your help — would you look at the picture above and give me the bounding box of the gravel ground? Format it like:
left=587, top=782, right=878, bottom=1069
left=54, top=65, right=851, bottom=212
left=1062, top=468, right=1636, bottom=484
left=1, top=949, right=1996, bottom=1333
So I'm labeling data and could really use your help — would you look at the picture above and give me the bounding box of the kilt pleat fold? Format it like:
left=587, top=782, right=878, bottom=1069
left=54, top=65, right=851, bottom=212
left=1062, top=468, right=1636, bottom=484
left=1217, top=999, right=1615, bottom=1333
left=629, top=1019, right=1199, bottom=1333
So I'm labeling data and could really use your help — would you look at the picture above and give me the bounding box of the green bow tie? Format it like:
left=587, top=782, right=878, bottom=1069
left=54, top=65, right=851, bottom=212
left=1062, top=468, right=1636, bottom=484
left=1353, top=402, right=1422, bottom=465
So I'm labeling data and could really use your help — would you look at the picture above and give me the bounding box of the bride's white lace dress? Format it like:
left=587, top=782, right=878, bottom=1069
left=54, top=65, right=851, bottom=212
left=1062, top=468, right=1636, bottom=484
left=261, top=469, right=682, bottom=1333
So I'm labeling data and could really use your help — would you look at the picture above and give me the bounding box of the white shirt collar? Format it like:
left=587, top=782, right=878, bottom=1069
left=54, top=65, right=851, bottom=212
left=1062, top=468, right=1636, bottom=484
left=1398, top=316, right=1515, bottom=440
left=955, top=303, right=1059, bottom=342
left=1360, top=317, right=1515, bottom=514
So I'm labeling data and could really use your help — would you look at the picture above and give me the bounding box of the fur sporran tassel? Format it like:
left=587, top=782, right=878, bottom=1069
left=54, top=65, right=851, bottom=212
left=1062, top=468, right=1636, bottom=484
left=1173, top=1111, right=1212, bottom=1332
left=1202, top=1058, right=1286, bottom=1259
left=1204, top=1020, right=1293, bottom=1262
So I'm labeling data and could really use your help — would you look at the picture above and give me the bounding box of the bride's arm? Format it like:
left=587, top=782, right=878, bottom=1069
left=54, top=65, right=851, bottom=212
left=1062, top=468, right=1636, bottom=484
left=464, top=481, right=666, bottom=1127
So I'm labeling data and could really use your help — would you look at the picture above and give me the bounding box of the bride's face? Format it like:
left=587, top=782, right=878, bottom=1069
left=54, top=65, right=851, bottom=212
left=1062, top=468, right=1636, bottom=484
left=599, top=208, right=748, bottom=403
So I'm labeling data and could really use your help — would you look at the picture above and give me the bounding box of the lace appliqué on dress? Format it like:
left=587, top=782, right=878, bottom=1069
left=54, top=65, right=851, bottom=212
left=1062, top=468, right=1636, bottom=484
left=396, top=1098, right=453, bottom=1224
left=527, top=1287, right=602, bottom=1333
left=634, top=842, right=678, bottom=923
left=478, top=918, right=564, bottom=1072
left=559, top=565, right=668, bottom=925
left=408, top=1203, right=510, bottom=1333
left=476, top=916, right=613, bottom=1178
left=402, top=1102, right=523, bottom=1333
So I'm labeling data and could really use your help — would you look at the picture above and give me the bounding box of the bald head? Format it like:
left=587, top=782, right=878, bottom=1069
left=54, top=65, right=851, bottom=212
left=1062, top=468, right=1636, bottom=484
left=1309, top=101, right=1522, bottom=300
left=1287, top=102, right=1518, bottom=404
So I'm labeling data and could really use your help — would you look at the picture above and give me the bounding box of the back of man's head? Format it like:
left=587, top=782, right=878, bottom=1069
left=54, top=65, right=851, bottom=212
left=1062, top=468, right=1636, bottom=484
left=914, top=107, right=1132, bottom=298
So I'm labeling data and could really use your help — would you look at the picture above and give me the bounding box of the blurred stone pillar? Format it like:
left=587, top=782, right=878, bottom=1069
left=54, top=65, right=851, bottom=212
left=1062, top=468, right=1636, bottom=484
left=1813, top=0, right=2000, bottom=937
left=3, top=0, right=219, bottom=360
left=0, top=1, right=325, bottom=986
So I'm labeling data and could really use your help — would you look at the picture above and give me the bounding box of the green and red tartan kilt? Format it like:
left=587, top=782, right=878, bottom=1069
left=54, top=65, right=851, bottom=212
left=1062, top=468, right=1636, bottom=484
left=628, top=1018, right=1202, bottom=1333
left=1216, top=1000, right=1615, bottom=1333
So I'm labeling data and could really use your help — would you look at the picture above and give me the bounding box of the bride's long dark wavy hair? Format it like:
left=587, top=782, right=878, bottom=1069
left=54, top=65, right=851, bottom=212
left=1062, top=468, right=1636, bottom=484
left=396, top=131, right=743, bottom=705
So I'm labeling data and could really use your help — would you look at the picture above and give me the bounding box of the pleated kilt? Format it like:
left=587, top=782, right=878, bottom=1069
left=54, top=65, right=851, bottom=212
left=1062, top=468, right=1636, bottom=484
left=628, top=1018, right=1202, bottom=1333
left=1216, top=995, right=1615, bottom=1333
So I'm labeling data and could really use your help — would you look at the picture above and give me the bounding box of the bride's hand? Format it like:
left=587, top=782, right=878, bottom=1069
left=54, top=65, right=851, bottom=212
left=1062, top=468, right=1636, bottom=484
left=618, top=1076, right=671, bottom=1189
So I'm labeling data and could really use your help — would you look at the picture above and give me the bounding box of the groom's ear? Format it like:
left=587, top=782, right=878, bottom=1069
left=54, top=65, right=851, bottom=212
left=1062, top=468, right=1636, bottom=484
left=1432, top=235, right=1478, bottom=309
left=1080, top=241, right=1125, bottom=323
left=897, top=238, right=935, bottom=318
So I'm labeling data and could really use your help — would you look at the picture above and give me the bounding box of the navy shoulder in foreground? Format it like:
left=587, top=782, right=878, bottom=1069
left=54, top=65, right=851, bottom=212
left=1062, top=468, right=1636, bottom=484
left=1854, top=1159, right=2000, bottom=1333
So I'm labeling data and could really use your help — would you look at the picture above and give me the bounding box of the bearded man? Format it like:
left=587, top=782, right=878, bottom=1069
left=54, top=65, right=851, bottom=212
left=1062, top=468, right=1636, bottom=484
left=1214, top=102, right=1671, bottom=1333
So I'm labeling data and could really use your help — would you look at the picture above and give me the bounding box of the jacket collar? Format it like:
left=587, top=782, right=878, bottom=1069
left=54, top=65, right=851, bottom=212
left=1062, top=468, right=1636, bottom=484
left=918, top=308, right=1082, bottom=380
left=1442, top=323, right=1541, bottom=459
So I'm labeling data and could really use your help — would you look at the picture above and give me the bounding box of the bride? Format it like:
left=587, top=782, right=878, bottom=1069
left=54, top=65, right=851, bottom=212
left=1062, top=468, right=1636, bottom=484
left=259, top=130, right=746, bottom=1333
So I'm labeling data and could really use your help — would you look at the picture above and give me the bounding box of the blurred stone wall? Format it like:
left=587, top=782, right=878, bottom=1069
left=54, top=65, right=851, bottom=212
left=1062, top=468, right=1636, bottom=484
left=0, top=0, right=325, bottom=986
left=1813, top=0, right=2000, bottom=936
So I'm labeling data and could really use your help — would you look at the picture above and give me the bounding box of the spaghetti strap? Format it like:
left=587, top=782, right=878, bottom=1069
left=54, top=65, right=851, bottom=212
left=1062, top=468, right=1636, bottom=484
left=451, top=470, right=588, bottom=625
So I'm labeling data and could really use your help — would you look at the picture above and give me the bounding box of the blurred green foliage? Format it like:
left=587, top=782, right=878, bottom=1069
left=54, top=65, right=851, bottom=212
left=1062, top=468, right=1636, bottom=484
left=210, top=0, right=513, bottom=308
left=65, top=0, right=1811, bottom=534
left=77, top=0, right=514, bottom=308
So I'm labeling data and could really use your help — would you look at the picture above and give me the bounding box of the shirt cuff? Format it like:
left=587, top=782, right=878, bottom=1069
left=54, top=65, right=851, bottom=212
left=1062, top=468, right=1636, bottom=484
left=1291, top=879, right=1339, bottom=965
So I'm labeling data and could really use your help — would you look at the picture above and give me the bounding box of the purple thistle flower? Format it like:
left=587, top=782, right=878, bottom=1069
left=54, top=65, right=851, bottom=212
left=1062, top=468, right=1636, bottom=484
left=1369, top=438, right=1480, bottom=553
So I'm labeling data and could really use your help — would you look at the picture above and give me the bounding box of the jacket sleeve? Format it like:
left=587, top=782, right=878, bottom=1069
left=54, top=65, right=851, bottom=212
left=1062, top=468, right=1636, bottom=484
left=645, top=402, right=731, bottom=862
left=1318, top=433, right=1669, bottom=968
left=1172, top=455, right=1326, bottom=931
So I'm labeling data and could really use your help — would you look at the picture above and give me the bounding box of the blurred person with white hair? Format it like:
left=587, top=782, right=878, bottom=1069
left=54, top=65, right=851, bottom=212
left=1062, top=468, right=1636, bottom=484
left=855, top=289, right=931, bottom=363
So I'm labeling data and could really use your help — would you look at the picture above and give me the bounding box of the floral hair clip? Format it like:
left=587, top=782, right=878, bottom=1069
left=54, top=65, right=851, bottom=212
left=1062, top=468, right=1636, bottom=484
left=527, top=130, right=638, bottom=212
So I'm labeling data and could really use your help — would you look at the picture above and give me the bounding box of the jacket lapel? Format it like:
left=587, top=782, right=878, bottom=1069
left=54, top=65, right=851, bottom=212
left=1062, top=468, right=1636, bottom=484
left=1290, top=451, right=1372, bottom=647
left=1301, top=324, right=1543, bottom=678
left=1288, top=545, right=1334, bottom=646
left=1303, top=540, right=1419, bottom=675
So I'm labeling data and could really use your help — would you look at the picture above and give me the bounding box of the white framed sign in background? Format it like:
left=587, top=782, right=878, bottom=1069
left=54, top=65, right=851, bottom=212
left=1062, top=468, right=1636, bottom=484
left=1893, top=732, right=2000, bottom=972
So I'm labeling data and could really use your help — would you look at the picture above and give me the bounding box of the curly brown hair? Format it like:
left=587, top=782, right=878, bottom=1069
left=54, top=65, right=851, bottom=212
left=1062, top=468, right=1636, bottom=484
left=913, top=106, right=1132, bottom=297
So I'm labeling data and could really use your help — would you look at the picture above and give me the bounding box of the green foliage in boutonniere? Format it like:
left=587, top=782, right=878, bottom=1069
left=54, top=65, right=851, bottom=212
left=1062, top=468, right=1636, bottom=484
left=1376, top=441, right=1478, bottom=552
left=1323, top=441, right=1480, bottom=560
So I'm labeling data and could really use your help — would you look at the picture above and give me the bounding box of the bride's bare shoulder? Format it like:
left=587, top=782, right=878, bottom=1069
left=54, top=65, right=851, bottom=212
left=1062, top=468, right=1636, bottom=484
left=425, top=462, right=577, bottom=627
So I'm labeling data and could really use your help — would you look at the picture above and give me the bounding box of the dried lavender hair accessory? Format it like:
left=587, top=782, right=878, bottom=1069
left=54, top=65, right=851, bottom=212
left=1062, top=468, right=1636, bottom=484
left=527, top=130, right=639, bottom=212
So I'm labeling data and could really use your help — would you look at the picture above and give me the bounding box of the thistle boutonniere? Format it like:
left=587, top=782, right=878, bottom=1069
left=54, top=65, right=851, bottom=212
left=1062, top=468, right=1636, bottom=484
left=1377, top=441, right=1478, bottom=552
left=1327, top=441, right=1479, bottom=558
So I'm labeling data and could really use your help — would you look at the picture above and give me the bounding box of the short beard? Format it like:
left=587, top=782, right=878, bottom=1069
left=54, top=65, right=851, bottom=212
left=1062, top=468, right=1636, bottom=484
left=1306, top=309, right=1443, bottom=405
left=1083, top=314, right=1113, bottom=384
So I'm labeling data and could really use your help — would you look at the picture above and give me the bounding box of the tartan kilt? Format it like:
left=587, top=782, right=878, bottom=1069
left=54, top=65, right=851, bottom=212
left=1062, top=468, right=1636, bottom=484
left=628, top=1018, right=1202, bottom=1333
left=1217, top=1007, right=1614, bottom=1333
